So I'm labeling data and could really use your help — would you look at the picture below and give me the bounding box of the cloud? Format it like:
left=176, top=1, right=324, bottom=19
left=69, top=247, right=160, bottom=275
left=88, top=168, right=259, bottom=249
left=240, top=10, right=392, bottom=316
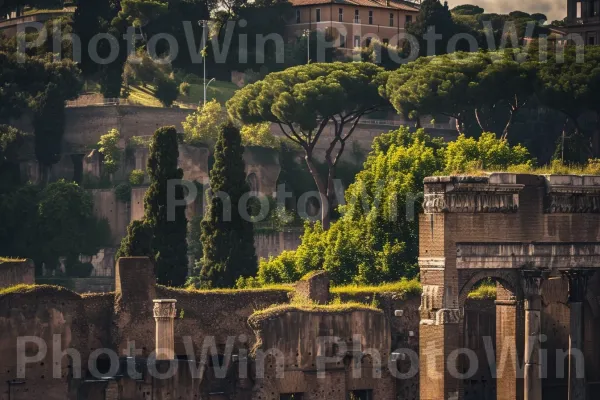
left=445, top=0, right=566, bottom=21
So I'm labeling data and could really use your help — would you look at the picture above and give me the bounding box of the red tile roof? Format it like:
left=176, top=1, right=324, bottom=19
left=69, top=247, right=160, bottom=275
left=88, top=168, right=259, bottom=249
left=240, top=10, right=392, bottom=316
left=289, top=0, right=420, bottom=12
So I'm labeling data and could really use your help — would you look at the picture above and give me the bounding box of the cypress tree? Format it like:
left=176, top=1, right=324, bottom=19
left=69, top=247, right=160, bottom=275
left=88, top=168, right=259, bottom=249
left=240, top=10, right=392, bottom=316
left=200, top=122, right=257, bottom=288
left=117, top=126, right=188, bottom=286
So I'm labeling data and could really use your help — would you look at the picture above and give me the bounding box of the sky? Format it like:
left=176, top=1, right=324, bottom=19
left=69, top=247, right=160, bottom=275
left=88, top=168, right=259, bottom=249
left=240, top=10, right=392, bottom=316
left=445, top=0, right=566, bottom=22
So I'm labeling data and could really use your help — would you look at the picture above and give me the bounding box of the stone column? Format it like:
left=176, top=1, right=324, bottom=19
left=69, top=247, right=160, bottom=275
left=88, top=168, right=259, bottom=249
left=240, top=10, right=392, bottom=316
left=153, top=299, right=177, bottom=360
left=562, top=270, right=593, bottom=400
left=495, top=298, right=521, bottom=400
left=522, top=270, right=547, bottom=400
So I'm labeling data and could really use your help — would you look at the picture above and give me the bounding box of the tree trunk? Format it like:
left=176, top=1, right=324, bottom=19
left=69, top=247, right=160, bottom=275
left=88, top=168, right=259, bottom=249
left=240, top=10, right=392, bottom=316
left=502, top=109, right=516, bottom=140
left=455, top=114, right=464, bottom=134
left=304, top=155, right=330, bottom=230
left=474, top=108, right=488, bottom=132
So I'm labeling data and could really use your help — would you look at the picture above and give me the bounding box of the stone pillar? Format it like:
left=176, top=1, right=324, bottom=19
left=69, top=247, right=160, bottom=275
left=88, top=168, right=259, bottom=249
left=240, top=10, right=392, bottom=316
left=522, top=270, right=547, bottom=400
left=562, top=270, right=593, bottom=400
left=153, top=299, right=177, bottom=360
left=495, top=298, right=521, bottom=400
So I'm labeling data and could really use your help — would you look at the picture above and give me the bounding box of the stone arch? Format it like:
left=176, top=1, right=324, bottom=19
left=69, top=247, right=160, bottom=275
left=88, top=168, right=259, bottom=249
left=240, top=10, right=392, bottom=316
left=246, top=172, right=259, bottom=193
left=458, top=269, right=522, bottom=308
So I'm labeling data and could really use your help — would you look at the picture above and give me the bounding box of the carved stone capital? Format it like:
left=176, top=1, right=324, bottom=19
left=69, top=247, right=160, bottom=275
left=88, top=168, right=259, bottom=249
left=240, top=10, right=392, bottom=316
left=521, top=269, right=549, bottom=298
left=434, top=308, right=463, bottom=325
left=153, top=299, right=177, bottom=319
left=561, top=269, right=595, bottom=303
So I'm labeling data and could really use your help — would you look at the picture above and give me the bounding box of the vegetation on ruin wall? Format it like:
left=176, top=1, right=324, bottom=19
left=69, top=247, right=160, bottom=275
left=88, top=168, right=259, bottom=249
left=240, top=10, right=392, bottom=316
left=159, top=283, right=294, bottom=296
left=0, top=257, right=26, bottom=263
left=467, top=282, right=497, bottom=300
left=331, top=279, right=422, bottom=298
left=249, top=301, right=381, bottom=325
left=0, top=284, right=77, bottom=297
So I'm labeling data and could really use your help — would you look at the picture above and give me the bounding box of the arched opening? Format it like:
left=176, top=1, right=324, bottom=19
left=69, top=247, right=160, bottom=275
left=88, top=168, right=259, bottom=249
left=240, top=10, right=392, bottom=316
left=459, top=271, right=522, bottom=400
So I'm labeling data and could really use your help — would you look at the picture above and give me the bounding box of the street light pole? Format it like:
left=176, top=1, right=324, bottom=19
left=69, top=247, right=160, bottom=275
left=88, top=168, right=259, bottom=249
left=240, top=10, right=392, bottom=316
left=303, top=29, right=310, bottom=64
left=199, top=19, right=209, bottom=107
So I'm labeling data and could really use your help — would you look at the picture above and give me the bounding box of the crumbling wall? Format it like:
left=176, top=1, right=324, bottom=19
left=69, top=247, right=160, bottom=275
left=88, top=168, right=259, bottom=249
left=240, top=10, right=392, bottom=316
left=0, top=286, right=86, bottom=400
left=0, top=259, right=34, bottom=288
left=335, top=291, right=421, bottom=400
left=156, top=286, right=291, bottom=356
left=248, top=308, right=394, bottom=400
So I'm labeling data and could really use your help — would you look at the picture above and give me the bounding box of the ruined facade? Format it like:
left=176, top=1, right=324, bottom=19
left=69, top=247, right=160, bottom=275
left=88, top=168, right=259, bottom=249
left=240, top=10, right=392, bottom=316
left=0, top=258, right=422, bottom=400
left=419, top=173, right=600, bottom=400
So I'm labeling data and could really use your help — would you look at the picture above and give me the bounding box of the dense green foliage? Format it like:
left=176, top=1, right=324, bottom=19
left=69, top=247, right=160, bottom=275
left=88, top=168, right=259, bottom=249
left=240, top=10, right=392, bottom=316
left=190, top=122, right=257, bottom=288
left=0, top=180, right=111, bottom=273
left=98, top=129, right=122, bottom=175
left=0, top=53, right=81, bottom=169
left=240, top=128, right=532, bottom=286
left=407, top=0, right=457, bottom=56
left=118, top=126, right=188, bottom=286
left=228, top=62, right=388, bottom=229
left=0, top=125, right=26, bottom=193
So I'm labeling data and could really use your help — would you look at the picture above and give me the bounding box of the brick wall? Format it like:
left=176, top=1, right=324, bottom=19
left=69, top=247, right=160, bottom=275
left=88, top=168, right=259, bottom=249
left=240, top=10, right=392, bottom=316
left=0, top=259, right=34, bottom=288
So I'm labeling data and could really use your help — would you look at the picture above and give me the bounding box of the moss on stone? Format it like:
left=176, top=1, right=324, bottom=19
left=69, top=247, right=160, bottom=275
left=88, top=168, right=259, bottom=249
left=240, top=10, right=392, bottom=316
left=158, top=283, right=294, bottom=295
left=0, top=284, right=77, bottom=297
left=331, top=279, right=422, bottom=298
left=467, top=283, right=497, bottom=300
left=0, top=257, right=27, bottom=263
left=249, top=301, right=380, bottom=325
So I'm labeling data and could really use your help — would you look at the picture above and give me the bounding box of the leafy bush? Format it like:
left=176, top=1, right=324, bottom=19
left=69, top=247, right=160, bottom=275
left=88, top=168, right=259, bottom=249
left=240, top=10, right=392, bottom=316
left=129, top=169, right=145, bottom=186
left=179, top=82, right=191, bottom=96
left=182, top=99, right=226, bottom=146
left=114, top=183, right=132, bottom=203
left=246, top=127, right=536, bottom=286
left=98, top=129, right=121, bottom=175
left=442, top=132, right=533, bottom=174
left=155, top=77, right=179, bottom=107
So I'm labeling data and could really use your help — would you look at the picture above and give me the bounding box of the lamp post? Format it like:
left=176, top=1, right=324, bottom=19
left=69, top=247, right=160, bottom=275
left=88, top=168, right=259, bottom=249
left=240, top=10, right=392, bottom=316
left=303, top=29, right=310, bottom=63
left=198, top=19, right=210, bottom=106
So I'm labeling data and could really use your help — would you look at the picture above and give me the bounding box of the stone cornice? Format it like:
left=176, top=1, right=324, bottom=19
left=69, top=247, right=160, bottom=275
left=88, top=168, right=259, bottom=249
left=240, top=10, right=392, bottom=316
left=423, top=173, right=524, bottom=213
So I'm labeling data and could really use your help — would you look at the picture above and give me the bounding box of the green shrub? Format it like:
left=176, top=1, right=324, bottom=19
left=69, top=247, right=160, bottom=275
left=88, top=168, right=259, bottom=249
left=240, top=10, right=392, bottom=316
left=114, top=183, right=132, bottom=203
left=179, top=82, right=191, bottom=96
left=155, top=77, right=179, bottom=107
left=129, top=169, right=145, bottom=186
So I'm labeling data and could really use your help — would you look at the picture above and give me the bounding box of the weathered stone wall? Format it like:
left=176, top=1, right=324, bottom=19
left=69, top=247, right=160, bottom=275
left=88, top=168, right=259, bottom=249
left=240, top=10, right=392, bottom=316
left=0, top=259, right=34, bottom=288
left=248, top=308, right=394, bottom=400
left=90, top=189, right=130, bottom=246
left=254, top=230, right=303, bottom=260
left=0, top=286, right=86, bottom=400
left=419, top=173, right=600, bottom=400
left=336, top=291, right=421, bottom=400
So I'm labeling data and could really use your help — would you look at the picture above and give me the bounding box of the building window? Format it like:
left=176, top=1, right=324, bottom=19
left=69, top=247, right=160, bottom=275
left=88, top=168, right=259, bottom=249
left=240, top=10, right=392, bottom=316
left=595, top=0, right=600, bottom=16
left=368, top=10, right=373, bottom=24
left=365, top=37, right=371, bottom=47
left=354, top=35, right=361, bottom=47
left=389, top=12, right=394, bottom=27
left=340, top=34, right=346, bottom=48
left=354, top=9, right=359, bottom=23
left=339, top=8, right=343, bottom=22
left=588, top=33, right=597, bottom=45
left=383, top=38, right=389, bottom=45
left=316, top=8, right=321, bottom=22
left=295, top=9, right=301, bottom=23
left=577, top=2, right=582, bottom=18
left=406, top=15, right=413, bottom=25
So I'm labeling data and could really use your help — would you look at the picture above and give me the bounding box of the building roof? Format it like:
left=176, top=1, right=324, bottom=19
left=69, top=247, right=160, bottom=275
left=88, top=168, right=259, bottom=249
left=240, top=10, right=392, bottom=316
left=289, top=0, right=420, bottom=12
